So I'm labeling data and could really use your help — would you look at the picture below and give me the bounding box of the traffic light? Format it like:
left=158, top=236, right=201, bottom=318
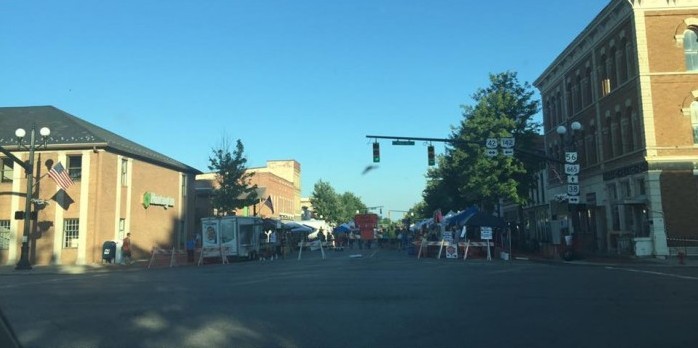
left=427, top=145, right=435, bottom=166
left=373, top=142, right=380, bottom=163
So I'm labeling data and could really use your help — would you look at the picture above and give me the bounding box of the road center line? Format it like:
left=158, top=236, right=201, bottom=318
left=605, top=266, right=698, bottom=280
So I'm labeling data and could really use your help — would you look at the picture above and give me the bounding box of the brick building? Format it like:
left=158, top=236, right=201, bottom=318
left=0, top=106, right=201, bottom=266
left=534, top=0, right=698, bottom=257
left=195, top=160, right=302, bottom=227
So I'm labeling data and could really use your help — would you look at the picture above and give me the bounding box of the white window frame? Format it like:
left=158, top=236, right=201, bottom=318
left=63, top=219, right=80, bottom=248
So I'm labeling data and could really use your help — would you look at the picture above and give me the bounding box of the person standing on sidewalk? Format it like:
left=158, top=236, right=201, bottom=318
left=186, top=236, right=196, bottom=263
left=121, top=233, right=132, bottom=265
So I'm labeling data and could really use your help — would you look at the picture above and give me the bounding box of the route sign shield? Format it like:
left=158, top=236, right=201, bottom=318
left=565, top=152, right=578, bottom=163
left=500, top=137, right=515, bottom=148
left=564, top=164, right=580, bottom=175
left=486, top=138, right=498, bottom=149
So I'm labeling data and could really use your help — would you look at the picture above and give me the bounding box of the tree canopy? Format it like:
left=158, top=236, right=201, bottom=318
left=309, top=180, right=367, bottom=225
left=208, top=138, right=258, bottom=216
left=421, top=71, right=541, bottom=215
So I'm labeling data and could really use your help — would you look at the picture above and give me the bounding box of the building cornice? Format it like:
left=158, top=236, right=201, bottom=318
left=535, top=0, right=633, bottom=92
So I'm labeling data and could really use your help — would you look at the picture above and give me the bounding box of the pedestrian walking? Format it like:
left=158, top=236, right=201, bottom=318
left=121, top=232, right=132, bottom=265
left=186, top=236, right=196, bottom=263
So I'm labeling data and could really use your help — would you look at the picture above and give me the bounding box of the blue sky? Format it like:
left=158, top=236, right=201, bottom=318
left=1, top=0, right=610, bottom=220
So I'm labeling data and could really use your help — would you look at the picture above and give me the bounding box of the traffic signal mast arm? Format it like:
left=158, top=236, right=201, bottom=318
left=366, top=134, right=564, bottom=165
left=0, top=145, right=31, bottom=171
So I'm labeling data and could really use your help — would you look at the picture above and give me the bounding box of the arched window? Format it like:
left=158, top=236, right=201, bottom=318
left=690, top=101, right=698, bottom=143
left=600, top=54, right=611, bottom=96
left=585, top=124, right=597, bottom=165
left=566, top=81, right=573, bottom=117
left=575, top=74, right=582, bottom=111
left=585, top=67, right=593, bottom=106
left=619, top=38, right=628, bottom=83
left=621, top=107, right=631, bottom=153
left=684, top=29, right=698, bottom=71
left=604, top=116, right=614, bottom=160
left=610, top=46, right=618, bottom=88
left=556, top=91, right=563, bottom=124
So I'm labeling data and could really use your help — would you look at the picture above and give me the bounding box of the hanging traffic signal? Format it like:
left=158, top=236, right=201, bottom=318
left=373, top=142, right=380, bottom=163
left=427, top=145, right=435, bottom=166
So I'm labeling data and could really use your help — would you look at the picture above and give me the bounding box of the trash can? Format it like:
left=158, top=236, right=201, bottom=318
left=102, top=241, right=117, bottom=263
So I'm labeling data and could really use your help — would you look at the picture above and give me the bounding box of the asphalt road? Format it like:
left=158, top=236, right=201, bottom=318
left=0, top=249, right=697, bottom=348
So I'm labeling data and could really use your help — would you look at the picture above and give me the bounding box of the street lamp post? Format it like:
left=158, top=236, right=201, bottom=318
left=14, top=125, right=51, bottom=270
left=556, top=121, right=582, bottom=260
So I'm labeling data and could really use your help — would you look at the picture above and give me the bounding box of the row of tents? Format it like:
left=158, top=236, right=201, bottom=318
left=262, top=218, right=339, bottom=239
left=410, top=207, right=507, bottom=232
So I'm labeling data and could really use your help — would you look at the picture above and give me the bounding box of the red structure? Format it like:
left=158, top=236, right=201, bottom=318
left=354, top=214, right=378, bottom=241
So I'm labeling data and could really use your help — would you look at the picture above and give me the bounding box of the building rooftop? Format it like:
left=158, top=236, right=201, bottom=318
left=0, top=105, right=201, bottom=174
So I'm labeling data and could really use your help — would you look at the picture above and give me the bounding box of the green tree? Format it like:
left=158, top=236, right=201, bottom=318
left=338, top=192, right=367, bottom=223
left=309, top=180, right=342, bottom=224
left=208, top=138, right=258, bottom=216
left=441, top=71, right=541, bottom=213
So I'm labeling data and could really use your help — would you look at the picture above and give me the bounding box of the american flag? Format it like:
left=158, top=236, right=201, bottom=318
left=263, top=195, right=274, bottom=214
left=48, top=162, right=74, bottom=190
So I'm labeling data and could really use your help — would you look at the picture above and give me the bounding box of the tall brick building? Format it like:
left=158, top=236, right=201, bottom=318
left=534, top=0, right=698, bottom=257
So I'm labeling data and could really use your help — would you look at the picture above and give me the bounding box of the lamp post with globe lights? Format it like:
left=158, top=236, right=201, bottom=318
left=556, top=121, right=582, bottom=260
left=14, top=125, right=51, bottom=270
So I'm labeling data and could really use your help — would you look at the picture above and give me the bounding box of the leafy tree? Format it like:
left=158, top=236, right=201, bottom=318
left=338, top=192, right=367, bottom=223
left=407, top=201, right=427, bottom=221
left=439, top=71, right=541, bottom=213
left=421, top=154, right=463, bottom=215
left=208, top=138, right=258, bottom=216
left=309, top=180, right=342, bottom=224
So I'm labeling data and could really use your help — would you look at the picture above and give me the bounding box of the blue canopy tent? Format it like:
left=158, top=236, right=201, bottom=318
left=333, top=223, right=352, bottom=234
left=282, top=221, right=315, bottom=233
left=443, top=207, right=479, bottom=227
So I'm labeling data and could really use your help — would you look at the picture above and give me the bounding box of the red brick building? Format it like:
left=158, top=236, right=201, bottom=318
left=0, top=106, right=201, bottom=266
left=195, top=160, right=302, bottom=226
left=535, top=0, right=698, bottom=257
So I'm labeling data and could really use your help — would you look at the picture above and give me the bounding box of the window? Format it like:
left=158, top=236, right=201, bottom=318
left=1, top=157, right=13, bottom=183
left=625, top=40, right=635, bottom=78
left=121, top=158, right=128, bottom=186
left=584, top=67, right=593, bottom=106
left=556, top=92, right=562, bottom=125
left=604, top=117, right=613, bottom=160
left=600, top=54, right=611, bottom=96
left=621, top=180, right=632, bottom=198
left=630, top=107, right=642, bottom=150
left=610, top=46, right=618, bottom=88
left=619, top=38, right=628, bottom=83
left=182, top=174, right=187, bottom=197
left=119, top=218, right=126, bottom=240
left=0, top=220, right=10, bottom=250
left=566, top=81, right=573, bottom=117
left=636, top=177, right=646, bottom=196
left=585, top=126, right=598, bottom=165
left=612, top=112, right=622, bottom=156
left=67, top=155, right=82, bottom=181
left=621, top=112, right=630, bottom=154
left=684, top=29, right=698, bottom=71
left=574, top=75, right=582, bottom=112
left=691, top=101, right=698, bottom=144
left=63, top=218, right=79, bottom=248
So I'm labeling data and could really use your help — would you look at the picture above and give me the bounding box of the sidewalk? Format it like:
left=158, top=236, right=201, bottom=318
left=515, top=252, right=698, bottom=267
left=0, top=260, right=148, bottom=275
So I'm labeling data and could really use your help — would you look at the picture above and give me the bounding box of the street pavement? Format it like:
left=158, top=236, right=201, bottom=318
left=1, top=247, right=696, bottom=275
left=1, top=247, right=697, bottom=348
